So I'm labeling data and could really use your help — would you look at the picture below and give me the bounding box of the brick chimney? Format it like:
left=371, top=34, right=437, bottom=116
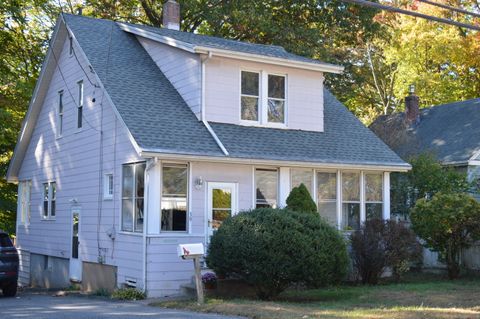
left=163, top=0, right=180, bottom=30
left=405, top=84, right=420, bottom=125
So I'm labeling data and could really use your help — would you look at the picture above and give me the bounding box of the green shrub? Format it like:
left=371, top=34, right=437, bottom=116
left=411, top=192, right=480, bottom=279
left=111, top=288, right=145, bottom=300
left=351, top=219, right=422, bottom=284
left=206, top=208, right=348, bottom=300
left=286, top=183, right=317, bottom=214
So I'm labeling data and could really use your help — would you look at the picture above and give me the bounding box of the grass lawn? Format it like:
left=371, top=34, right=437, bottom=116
left=152, top=273, right=480, bottom=319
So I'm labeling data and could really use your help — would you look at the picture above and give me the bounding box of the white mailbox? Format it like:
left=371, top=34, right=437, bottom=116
left=177, top=243, right=205, bottom=260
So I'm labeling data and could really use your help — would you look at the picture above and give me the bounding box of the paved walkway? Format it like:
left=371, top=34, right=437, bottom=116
left=0, top=291, right=242, bottom=319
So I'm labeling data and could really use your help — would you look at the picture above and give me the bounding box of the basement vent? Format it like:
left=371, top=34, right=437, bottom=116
left=124, top=277, right=137, bottom=288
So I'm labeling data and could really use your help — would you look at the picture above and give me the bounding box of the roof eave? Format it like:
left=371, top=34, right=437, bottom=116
left=194, top=46, right=344, bottom=74
left=139, top=149, right=410, bottom=172
left=118, top=22, right=344, bottom=74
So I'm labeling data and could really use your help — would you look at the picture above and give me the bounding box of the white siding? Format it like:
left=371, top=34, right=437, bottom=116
left=137, top=37, right=201, bottom=117
left=204, top=56, right=325, bottom=132
left=16, top=28, right=143, bottom=288
left=145, top=161, right=254, bottom=297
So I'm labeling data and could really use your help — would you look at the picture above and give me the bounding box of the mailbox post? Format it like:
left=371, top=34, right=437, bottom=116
left=177, top=243, right=205, bottom=304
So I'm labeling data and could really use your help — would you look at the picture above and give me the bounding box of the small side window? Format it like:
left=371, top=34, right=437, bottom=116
left=104, top=174, right=114, bottom=199
left=77, top=81, right=83, bottom=129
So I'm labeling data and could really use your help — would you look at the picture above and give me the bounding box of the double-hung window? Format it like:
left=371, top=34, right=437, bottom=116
left=121, top=162, right=145, bottom=232
left=267, top=74, right=286, bottom=123
left=241, top=71, right=286, bottom=125
left=58, top=91, right=64, bottom=137
left=317, top=172, right=337, bottom=226
left=255, top=168, right=278, bottom=208
left=17, top=181, right=31, bottom=225
left=77, top=80, right=83, bottom=129
left=241, top=71, right=260, bottom=121
left=365, top=173, right=383, bottom=220
left=161, top=164, right=188, bottom=232
left=43, top=182, right=56, bottom=219
left=342, top=172, right=360, bottom=231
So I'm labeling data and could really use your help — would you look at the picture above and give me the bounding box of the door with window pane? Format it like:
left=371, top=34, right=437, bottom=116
left=207, top=183, right=237, bottom=244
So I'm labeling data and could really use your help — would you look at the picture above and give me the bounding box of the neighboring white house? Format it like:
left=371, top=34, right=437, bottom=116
left=7, top=2, right=409, bottom=297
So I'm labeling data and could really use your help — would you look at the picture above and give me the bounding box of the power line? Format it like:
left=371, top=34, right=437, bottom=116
left=417, top=0, right=480, bottom=19
left=342, top=0, right=480, bottom=31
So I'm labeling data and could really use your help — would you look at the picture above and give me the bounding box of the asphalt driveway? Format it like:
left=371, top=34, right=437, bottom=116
left=0, top=291, right=242, bottom=319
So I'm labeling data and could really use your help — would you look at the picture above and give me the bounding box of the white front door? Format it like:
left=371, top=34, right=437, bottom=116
left=69, top=207, right=82, bottom=282
left=206, top=182, right=238, bottom=245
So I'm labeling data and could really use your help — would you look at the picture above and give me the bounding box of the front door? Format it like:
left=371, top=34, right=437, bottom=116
left=69, top=207, right=82, bottom=282
left=206, top=182, right=238, bottom=245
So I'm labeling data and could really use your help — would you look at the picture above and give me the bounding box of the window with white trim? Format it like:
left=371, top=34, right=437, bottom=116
left=365, top=173, right=383, bottom=220
left=121, top=162, right=145, bottom=232
left=291, top=168, right=313, bottom=197
left=77, top=80, right=83, bottom=129
left=104, top=174, right=113, bottom=199
left=255, top=168, right=278, bottom=208
left=342, top=172, right=360, bottom=231
left=241, top=71, right=259, bottom=121
left=267, top=74, right=286, bottom=123
left=317, top=172, right=337, bottom=226
left=58, top=91, right=64, bottom=137
left=43, top=182, right=56, bottom=219
left=161, top=163, right=188, bottom=232
left=240, top=71, right=287, bottom=125
left=17, top=181, right=31, bottom=225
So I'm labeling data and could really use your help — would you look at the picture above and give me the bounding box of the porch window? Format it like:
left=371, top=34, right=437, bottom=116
left=255, top=168, right=278, bottom=208
left=365, top=173, right=383, bottom=220
left=291, top=168, right=313, bottom=197
left=342, top=172, right=360, bottom=231
left=161, top=164, right=188, bottom=231
left=121, top=162, right=145, bottom=232
left=317, top=172, right=337, bottom=226
left=241, top=71, right=259, bottom=121
left=267, top=74, right=286, bottom=123
left=43, top=181, right=56, bottom=219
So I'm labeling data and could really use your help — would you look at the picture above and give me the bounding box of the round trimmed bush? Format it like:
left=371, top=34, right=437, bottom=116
left=206, top=208, right=348, bottom=299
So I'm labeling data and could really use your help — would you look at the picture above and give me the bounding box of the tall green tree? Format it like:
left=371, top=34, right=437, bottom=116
left=0, top=0, right=59, bottom=233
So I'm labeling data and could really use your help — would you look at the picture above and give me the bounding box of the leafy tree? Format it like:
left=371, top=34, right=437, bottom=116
left=391, top=153, right=472, bottom=217
left=207, top=208, right=348, bottom=299
left=411, top=192, right=480, bottom=279
left=286, top=183, right=317, bottom=214
left=0, top=0, right=58, bottom=234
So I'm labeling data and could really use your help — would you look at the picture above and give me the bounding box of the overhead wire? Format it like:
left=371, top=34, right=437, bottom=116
left=342, top=0, right=480, bottom=31
left=417, top=0, right=480, bottom=19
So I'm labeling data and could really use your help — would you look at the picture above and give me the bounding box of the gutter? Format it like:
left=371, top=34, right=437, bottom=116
left=139, top=150, right=411, bottom=172
left=201, top=51, right=229, bottom=156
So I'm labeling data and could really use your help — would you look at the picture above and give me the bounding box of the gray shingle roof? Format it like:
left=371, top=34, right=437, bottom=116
left=64, top=14, right=224, bottom=156
left=120, top=22, right=339, bottom=67
left=64, top=14, right=407, bottom=168
left=370, top=98, right=480, bottom=164
left=210, top=90, right=407, bottom=166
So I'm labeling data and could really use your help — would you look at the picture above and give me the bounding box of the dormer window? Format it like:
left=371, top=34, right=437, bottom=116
left=240, top=70, right=287, bottom=126
left=267, top=74, right=285, bottom=123
left=241, top=71, right=260, bottom=121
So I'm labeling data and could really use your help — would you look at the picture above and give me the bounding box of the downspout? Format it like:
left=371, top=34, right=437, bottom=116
left=201, top=52, right=229, bottom=156
left=143, top=157, right=158, bottom=294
